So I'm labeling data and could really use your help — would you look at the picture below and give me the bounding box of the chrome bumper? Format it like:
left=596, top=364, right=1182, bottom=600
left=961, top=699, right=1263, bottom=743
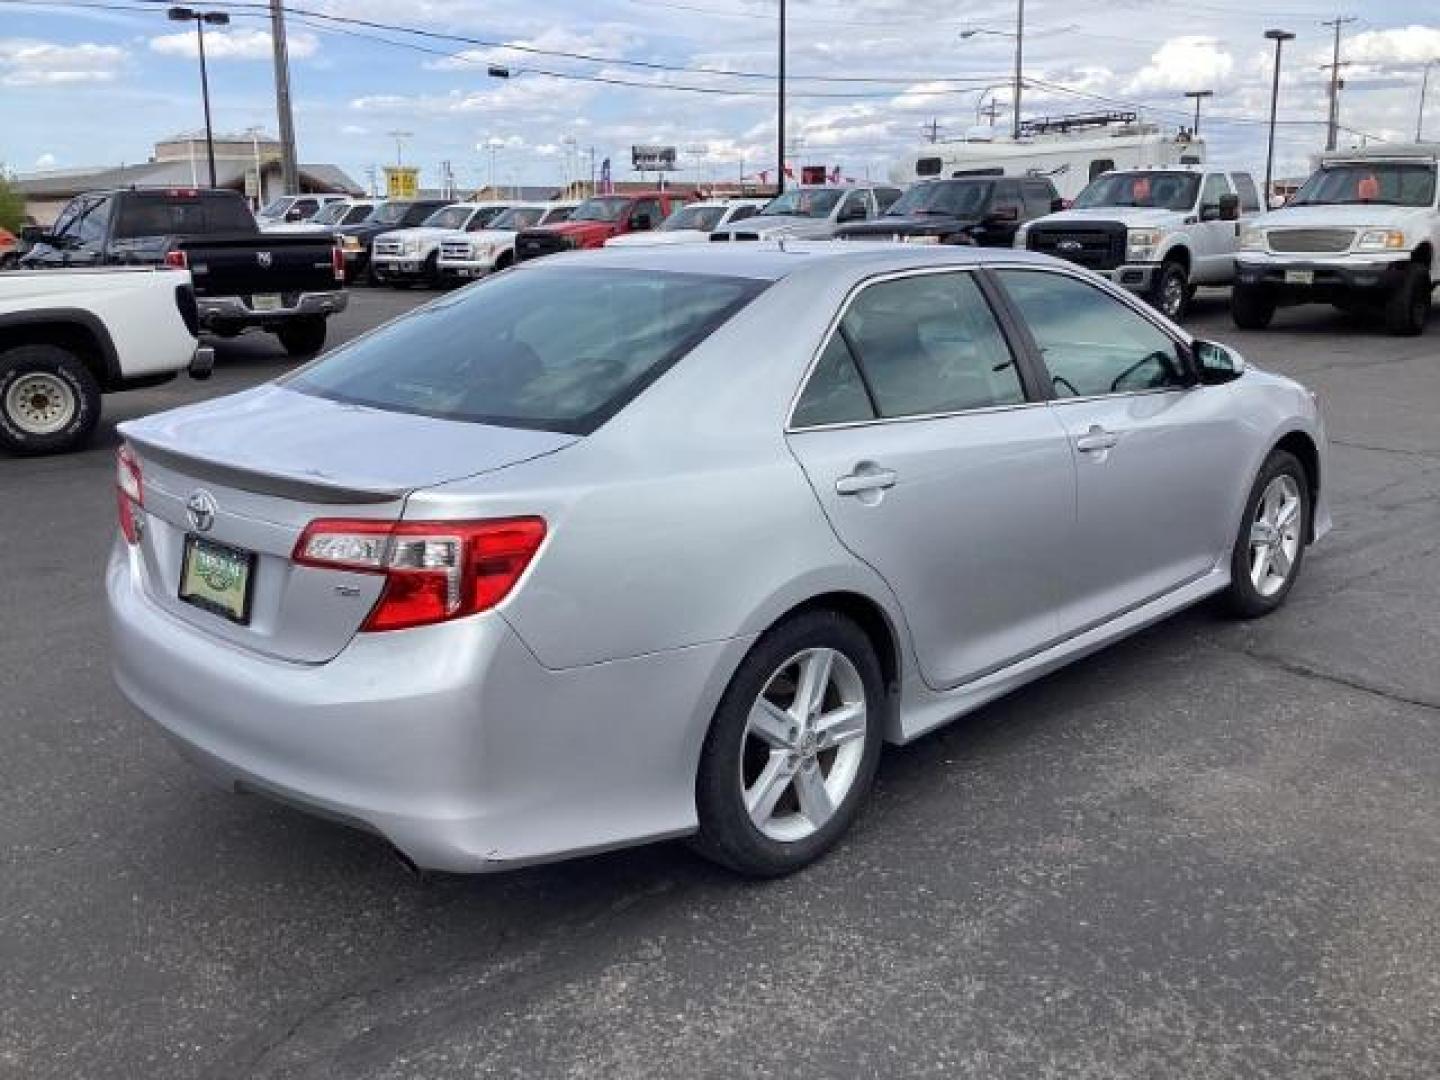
left=197, top=291, right=348, bottom=326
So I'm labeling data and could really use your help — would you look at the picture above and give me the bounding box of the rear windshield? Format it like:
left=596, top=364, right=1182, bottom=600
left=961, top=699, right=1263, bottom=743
left=285, top=267, right=768, bottom=434
left=113, top=194, right=255, bottom=238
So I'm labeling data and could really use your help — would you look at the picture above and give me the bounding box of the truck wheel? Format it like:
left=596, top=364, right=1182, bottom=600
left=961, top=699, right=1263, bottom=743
left=1149, top=260, right=1189, bottom=321
left=1384, top=263, right=1431, bottom=337
left=423, top=252, right=442, bottom=288
left=276, top=317, right=327, bottom=358
left=0, top=344, right=102, bottom=456
left=494, top=251, right=513, bottom=272
left=1231, top=285, right=1276, bottom=330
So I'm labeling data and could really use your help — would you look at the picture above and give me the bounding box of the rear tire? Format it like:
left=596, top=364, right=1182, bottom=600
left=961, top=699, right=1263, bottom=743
left=1384, top=263, right=1430, bottom=337
left=1231, top=285, right=1276, bottom=330
left=275, top=316, right=327, bottom=358
left=1222, top=449, right=1310, bottom=619
left=0, top=343, right=102, bottom=456
left=1150, top=260, right=1189, bottom=321
left=692, top=610, right=885, bottom=877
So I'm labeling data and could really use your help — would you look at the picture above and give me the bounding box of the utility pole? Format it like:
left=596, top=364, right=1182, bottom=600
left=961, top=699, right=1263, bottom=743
left=388, top=130, right=412, bottom=168
left=1184, top=90, right=1214, bottom=136
left=922, top=118, right=941, bottom=143
left=1012, top=0, right=1025, bottom=140
left=1322, top=15, right=1356, bottom=151
left=268, top=0, right=299, bottom=194
left=1420, top=62, right=1434, bottom=142
left=777, top=0, right=786, bottom=196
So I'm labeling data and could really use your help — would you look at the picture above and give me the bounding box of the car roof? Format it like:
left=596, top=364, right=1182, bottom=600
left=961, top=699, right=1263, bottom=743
left=514, top=239, right=1059, bottom=282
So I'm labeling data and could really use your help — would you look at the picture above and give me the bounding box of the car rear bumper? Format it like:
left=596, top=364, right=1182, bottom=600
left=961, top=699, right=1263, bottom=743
left=1236, top=255, right=1411, bottom=297
left=107, top=541, right=747, bottom=872
left=197, top=291, right=347, bottom=328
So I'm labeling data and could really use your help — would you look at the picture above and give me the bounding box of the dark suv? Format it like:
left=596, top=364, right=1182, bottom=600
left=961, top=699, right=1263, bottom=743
left=835, top=176, right=1061, bottom=247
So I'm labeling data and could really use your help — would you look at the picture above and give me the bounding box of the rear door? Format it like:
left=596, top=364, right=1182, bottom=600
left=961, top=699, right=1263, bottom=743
left=992, top=267, right=1251, bottom=632
left=785, top=269, right=1076, bottom=689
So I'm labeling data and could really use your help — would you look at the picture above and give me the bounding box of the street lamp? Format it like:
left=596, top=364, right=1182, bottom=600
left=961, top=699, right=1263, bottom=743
left=960, top=0, right=1025, bottom=140
left=167, top=6, right=230, bottom=188
left=1419, top=61, right=1434, bottom=142
left=1263, top=29, right=1296, bottom=207
left=1184, top=90, right=1214, bottom=136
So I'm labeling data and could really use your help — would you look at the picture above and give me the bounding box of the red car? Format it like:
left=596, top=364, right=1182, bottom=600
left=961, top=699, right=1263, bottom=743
left=514, top=192, right=685, bottom=261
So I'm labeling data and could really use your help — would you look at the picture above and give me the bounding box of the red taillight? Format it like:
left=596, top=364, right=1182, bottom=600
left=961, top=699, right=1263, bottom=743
left=293, top=517, right=547, bottom=632
left=164, top=249, right=188, bottom=270
left=116, top=444, right=143, bottom=544
left=331, top=242, right=345, bottom=283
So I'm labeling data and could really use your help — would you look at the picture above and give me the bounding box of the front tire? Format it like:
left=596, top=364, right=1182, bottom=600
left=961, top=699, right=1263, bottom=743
left=1231, top=285, right=1276, bottom=330
left=0, top=343, right=102, bottom=456
left=1150, top=260, right=1189, bottom=321
left=275, top=316, right=327, bottom=358
left=692, top=610, right=884, bottom=877
left=1384, top=263, right=1430, bottom=337
left=1222, top=449, right=1310, bottom=618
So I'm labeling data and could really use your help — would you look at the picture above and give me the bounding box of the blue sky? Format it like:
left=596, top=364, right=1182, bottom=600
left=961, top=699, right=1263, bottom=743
left=3, top=0, right=1439, bottom=190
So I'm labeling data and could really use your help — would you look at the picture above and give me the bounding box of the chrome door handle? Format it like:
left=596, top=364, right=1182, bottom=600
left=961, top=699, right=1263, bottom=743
left=835, top=468, right=898, bottom=496
left=1075, top=427, right=1119, bottom=453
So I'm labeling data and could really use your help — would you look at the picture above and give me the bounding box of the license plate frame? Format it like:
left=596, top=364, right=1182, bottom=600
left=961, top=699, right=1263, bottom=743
left=1284, top=269, right=1315, bottom=286
left=179, top=535, right=257, bottom=625
left=252, top=292, right=283, bottom=312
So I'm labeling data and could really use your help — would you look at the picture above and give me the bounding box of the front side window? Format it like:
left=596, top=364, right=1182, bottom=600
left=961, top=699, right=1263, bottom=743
left=402, top=204, right=443, bottom=226
left=797, top=272, right=1024, bottom=422
left=423, top=206, right=474, bottom=230
left=49, top=198, right=83, bottom=240
left=628, top=198, right=663, bottom=228
left=312, top=202, right=350, bottom=225
left=726, top=204, right=759, bottom=223
left=342, top=204, right=374, bottom=225
left=541, top=205, right=575, bottom=224
left=368, top=203, right=411, bottom=225
left=468, top=206, right=506, bottom=230
left=571, top=196, right=630, bottom=222
left=73, top=197, right=108, bottom=244
left=490, top=207, right=543, bottom=231
left=996, top=270, right=1187, bottom=398
left=286, top=268, right=767, bottom=435
left=1022, top=182, right=1055, bottom=218
left=660, top=205, right=725, bottom=231
left=258, top=197, right=292, bottom=220
left=760, top=189, right=843, bottom=219
left=1200, top=173, right=1232, bottom=212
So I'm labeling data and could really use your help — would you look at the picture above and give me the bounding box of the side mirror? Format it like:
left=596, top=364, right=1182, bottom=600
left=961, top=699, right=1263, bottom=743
left=1192, top=339, right=1246, bottom=385
left=285, top=208, right=304, bottom=222
left=988, top=205, right=1019, bottom=223
left=630, top=213, right=654, bottom=231
left=20, top=225, right=47, bottom=244
left=1218, top=193, right=1240, bottom=221
left=1050, top=197, right=1068, bottom=213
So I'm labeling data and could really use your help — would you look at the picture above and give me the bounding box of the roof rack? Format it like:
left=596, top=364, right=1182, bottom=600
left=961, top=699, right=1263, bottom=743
left=1019, top=111, right=1139, bottom=136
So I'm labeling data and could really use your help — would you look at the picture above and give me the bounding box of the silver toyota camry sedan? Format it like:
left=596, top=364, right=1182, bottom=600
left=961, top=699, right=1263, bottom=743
left=108, top=243, right=1329, bottom=877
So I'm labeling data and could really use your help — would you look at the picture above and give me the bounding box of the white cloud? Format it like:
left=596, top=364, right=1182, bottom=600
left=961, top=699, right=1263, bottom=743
left=1126, top=36, right=1234, bottom=94
left=1346, top=26, right=1440, bottom=67
left=149, top=28, right=319, bottom=61
left=0, top=38, right=125, bottom=86
left=340, top=124, right=369, bottom=136
left=34, top=152, right=57, bottom=168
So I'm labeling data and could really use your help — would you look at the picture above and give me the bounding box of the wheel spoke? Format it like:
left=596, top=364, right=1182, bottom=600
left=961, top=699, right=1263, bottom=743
left=793, top=765, right=835, bottom=827
left=1250, top=546, right=1273, bottom=589
left=1270, top=544, right=1292, bottom=577
left=792, top=650, right=834, bottom=725
left=745, top=753, right=795, bottom=827
left=1275, top=497, right=1300, bottom=530
left=748, top=697, right=794, bottom=748
left=815, top=702, right=866, bottom=750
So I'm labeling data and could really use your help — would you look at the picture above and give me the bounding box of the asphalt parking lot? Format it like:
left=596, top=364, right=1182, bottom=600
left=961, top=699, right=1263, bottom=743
left=3, top=285, right=1438, bottom=1079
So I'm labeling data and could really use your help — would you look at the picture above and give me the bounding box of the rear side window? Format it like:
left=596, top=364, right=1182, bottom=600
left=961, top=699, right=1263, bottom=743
left=916, top=157, right=942, bottom=177
left=1089, top=159, right=1115, bottom=182
left=286, top=268, right=767, bottom=434
left=113, top=194, right=252, bottom=238
left=1022, top=181, right=1055, bottom=218
left=797, top=273, right=1023, bottom=422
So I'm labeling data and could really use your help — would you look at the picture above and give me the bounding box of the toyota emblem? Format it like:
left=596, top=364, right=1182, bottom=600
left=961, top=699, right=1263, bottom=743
left=256, top=251, right=273, bottom=269
left=186, top=489, right=218, bottom=533
left=1057, top=239, right=1083, bottom=253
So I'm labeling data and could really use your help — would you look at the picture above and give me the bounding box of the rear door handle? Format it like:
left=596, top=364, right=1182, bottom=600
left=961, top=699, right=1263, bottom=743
left=1075, top=427, right=1120, bottom=453
left=835, top=467, right=898, bottom=496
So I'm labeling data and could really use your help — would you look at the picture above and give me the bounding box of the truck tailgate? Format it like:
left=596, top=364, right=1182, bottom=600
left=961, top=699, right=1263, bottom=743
left=177, top=234, right=339, bottom=298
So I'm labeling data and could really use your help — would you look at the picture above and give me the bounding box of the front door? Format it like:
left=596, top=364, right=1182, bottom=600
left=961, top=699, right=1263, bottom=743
left=993, top=267, right=1252, bottom=632
left=785, top=269, right=1076, bottom=689
left=1192, top=172, right=1238, bottom=283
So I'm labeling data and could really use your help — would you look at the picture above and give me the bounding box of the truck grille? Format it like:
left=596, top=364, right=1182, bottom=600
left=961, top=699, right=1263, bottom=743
left=439, top=241, right=472, bottom=260
left=1026, top=223, right=1127, bottom=271
left=373, top=240, right=404, bottom=257
left=1265, top=228, right=1355, bottom=254
left=514, top=231, right=569, bottom=262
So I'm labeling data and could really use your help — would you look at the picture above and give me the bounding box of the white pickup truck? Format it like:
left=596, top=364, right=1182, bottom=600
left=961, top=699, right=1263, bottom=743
left=0, top=268, right=210, bottom=455
left=1019, top=166, right=1262, bottom=320
left=1233, top=146, right=1439, bottom=336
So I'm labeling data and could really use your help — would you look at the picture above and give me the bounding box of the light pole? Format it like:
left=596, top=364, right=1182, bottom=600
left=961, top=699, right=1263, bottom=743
left=167, top=6, right=229, bottom=188
left=1420, top=62, right=1434, bottom=142
left=960, top=4, right=1032, bottom=141
left=1263, top=29, right=1296, bottom=208
left=1184, top=90, right=1213, bottom=136
left=777, top=0, right=786, bottom=196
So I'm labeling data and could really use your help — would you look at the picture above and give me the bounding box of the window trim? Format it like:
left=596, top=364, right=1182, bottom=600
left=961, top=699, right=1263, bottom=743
left=983, top=262, right=1200, bottom=404
left=785, top=265, right=1051, bottom=433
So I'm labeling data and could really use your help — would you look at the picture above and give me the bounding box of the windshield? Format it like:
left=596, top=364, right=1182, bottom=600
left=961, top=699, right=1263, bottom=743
left=660, top=205, right=725, bottom=232
left=759, top=189, right=844, bottom=219
left=423, top=206, right=475, bottom=230
left=1074, top=172, right=1201, bottom=211
left=311, top=202, right=350, bottom=225
left=285, top=268, right=768, bottom=435
left=1291, top=163, right=1438, bottom=208
left=886, top=181, right=992, bottom=218
left=572, top=197, right=631, bottom=222
left=489, top=207, right=544, bottom=231
left=257, top=197, right=293, bottom=220
left=367, top=203, right=412, bottom=225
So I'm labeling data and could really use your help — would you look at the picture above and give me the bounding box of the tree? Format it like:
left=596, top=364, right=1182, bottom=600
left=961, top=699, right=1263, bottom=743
left=0, top=173, right=27, bottom=234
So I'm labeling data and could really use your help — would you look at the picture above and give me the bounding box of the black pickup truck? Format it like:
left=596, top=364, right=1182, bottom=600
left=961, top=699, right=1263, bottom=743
left=19, top=187, right=347, bottom=356
left=835, top=176, right=1063, bottom=248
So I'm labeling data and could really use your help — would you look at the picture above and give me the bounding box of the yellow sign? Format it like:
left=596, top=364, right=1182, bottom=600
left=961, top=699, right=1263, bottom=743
left=384, top=166, right=419, bottom=199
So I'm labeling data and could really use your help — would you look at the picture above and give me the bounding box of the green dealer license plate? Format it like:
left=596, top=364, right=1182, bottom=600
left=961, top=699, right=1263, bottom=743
left=179, top=535, right=256, bottom=624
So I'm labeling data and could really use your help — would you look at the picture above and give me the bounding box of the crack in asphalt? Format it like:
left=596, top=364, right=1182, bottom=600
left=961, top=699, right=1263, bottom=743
left=1329, top=438, right=1440, bottom=463
left=1221, top=643, right=1440, bottom=716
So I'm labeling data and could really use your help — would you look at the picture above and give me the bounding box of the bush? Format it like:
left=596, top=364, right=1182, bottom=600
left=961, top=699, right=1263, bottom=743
left=0, top=175, right=26, bottom=234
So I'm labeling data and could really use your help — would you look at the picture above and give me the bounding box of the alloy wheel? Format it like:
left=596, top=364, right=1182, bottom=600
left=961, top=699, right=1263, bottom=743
left=1248, top=474, right=1303, bottom=598
left=5, top=373, right=76, bottom=435
left=1161, top=271, right=1186, bottom=319
left=740, top=647, right=869, bottom=843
